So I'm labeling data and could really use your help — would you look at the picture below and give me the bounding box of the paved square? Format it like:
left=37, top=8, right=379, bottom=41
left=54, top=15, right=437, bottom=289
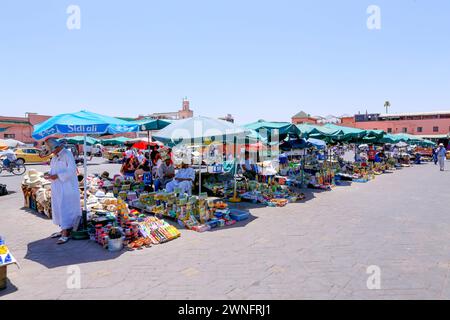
left=1, top=159, right=450, bottom=299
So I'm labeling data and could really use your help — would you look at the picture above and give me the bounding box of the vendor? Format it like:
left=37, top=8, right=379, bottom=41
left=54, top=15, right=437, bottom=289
left=154, top=155, right=175, bottom=191
left=240, top=152, right=258, bottom=180
left=150, top=146, right=160, bottom=163
left=100, top=171, right=112, bottom=181
left=135, top=156, right=151, bottom=181
left=43, top=138, right=81, bottom=245
left=368, top=146, right=376, bottom=163
left=121, top=157, right=138, bottom=179
left=165, top=160, right=195, bottom=195
left=136, top=150, right=145, bottom=163
left=124, top=145, right=136, bottom=160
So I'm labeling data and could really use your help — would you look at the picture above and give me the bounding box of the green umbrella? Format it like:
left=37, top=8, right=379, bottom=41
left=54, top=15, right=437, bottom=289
left=59, top=135, right=99, bottom=145
left=322, top=123, right=367, bottom=142
left=100, top=136, right=132, bottom=146
left=422, top=139, right=436, bottom=147
left=296, top=123, right=343, bottom=140
left=131, top=118, right=172, bottom=131
left=129, top=118, right=172, bottom=150
left=244, top=120, right=301, bottom=138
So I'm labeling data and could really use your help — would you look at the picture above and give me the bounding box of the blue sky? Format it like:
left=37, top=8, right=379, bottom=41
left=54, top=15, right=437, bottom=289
left=1, top=0, right=449, bottom=124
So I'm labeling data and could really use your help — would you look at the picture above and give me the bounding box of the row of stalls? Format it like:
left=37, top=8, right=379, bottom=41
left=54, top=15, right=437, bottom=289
left=17, top=112, right=437, bottom=253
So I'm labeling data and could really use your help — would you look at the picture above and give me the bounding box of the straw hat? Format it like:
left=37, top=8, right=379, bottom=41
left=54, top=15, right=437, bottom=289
left=439, top=143, right=444, bottom=147
left=23, top=169, right=48, bottom=187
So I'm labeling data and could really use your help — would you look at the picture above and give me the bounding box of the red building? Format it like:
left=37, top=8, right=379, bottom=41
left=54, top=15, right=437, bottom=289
left=341, top=111, right=450, bottom=139
left=0, top=113, right=51, bottom=144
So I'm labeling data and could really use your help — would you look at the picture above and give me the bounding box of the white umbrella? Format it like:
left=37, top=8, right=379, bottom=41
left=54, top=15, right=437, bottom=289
left=0, top=139, right=26, bottom=148
left=153, top=116, right=250, bottom=194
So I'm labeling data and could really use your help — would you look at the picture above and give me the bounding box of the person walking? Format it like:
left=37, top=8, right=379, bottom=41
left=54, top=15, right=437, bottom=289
left=432, top=147, right=438, bottom=165
left=437, top=143, right=446, bottom=171
left=43, top=138, right=81, bottom=244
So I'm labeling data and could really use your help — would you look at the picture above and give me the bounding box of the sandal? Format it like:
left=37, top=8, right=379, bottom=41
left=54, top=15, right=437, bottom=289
left=57, top=236, right=70, bottom=245
left=50, top=232, right=62, bottom=239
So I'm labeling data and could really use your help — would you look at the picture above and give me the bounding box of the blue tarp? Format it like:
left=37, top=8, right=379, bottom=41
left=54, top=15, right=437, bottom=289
left=307, top=138, right=326, bottom=149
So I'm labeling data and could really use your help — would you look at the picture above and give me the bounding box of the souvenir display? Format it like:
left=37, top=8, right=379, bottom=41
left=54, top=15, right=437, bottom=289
left=131, top=191, right=238, bottom=232
left=239, top=180, right=305, bottom=205
left=138, top=217, right=181, bottom=244
left=14, top=138, right=420, bottom=257
left=84, top=197, right=181, bottom=250
left=21, top=169, right=52, bottom=218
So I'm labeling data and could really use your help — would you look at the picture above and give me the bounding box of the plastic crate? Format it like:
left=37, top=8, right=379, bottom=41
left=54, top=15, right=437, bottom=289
left=206, top=220, right=219, bottom=229
left=229, top=209, right=249, bottom=221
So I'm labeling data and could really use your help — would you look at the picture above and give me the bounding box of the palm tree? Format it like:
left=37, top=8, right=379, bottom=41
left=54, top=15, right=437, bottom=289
left=384, top=101, right=391, bottom=114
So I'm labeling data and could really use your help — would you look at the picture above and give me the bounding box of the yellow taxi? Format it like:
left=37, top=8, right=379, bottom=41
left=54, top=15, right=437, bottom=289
left=103, top=148, right=125, bottom=162
left=15, top=147, right=53, bottom=164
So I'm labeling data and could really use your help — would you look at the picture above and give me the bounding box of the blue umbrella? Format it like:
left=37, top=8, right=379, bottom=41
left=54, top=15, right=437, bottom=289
left=307, top=138, right=327, bottom=150
left=32, top=110, right=139, bottom=225
left=32, top=110, right=138, bottom=140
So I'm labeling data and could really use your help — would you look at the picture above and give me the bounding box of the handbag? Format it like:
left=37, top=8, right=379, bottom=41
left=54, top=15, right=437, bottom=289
left=0, top=184, right=8, bottom=196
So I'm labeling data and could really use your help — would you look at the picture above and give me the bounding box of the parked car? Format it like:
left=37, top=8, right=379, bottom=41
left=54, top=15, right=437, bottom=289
left=14, top=147, right=53, bottom=164
left=103, top=148, right=125, bottom=162
left=85, top=143, right=104, bottom=157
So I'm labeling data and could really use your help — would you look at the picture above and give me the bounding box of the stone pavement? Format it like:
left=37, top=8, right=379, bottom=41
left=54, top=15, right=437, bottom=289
left=1, top=159, right=450, bottom=299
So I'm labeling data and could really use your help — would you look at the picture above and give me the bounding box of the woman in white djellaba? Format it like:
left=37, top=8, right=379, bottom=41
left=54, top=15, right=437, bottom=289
left=43, top=138, right=81, bottom=244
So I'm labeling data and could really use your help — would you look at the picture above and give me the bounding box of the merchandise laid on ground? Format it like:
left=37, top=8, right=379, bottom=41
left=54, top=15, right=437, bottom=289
left=12, top=112, right=441, bottom=254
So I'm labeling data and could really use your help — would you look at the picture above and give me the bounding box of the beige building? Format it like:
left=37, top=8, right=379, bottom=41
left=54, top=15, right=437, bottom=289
left=145, top=97, right=194, bottom=120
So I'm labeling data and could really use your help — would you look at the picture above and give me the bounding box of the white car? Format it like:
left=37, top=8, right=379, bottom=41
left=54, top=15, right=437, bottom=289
left=85, top=144, right=104, bottom=157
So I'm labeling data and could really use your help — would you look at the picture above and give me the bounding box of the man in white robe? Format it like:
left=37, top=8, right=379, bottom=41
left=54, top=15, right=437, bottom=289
left=165, top=161, right=195, bottom=195
left=44, top=138, right=81, bottom=244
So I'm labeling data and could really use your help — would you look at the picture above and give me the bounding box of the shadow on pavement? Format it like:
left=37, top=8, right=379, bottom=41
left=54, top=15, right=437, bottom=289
left=0, top=173, right=17, bottom=178
left=20, top=208, right=51, bottom=221
left=335, top=180, right=353, bottom=187
left=206, top=212, right=258, bottom=233
left=0, top=279, right=18, bottom=297
left=24, top=237, right=124, bottom=269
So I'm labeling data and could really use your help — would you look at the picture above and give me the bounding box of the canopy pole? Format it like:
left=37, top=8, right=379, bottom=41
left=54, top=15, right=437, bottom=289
left=199, top=145, right=202, bottom=195
left=147, top=131, right=151, bottom=154
left=229, top=135, right=241, bottom=203
left=83, top=134, right=88, bottom=227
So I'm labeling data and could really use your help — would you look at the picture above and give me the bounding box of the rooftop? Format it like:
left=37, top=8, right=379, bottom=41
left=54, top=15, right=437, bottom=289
left=292, top=111, right=317, bottom=119
left=379, top=110, right=450, bottom=118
